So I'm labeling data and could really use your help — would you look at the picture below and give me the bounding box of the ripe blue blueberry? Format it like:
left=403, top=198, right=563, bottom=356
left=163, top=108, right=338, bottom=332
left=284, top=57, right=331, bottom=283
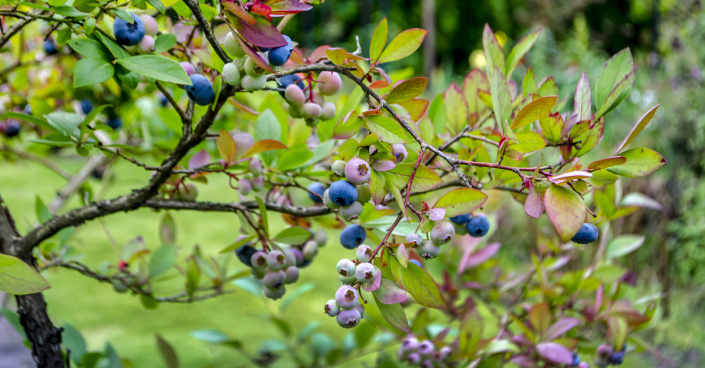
left=185, top=74, right=215, bottom=106
left=334, top=285, right=359, bottom=309
left=466, top=214, right=490, bottom=237
left=307, top=182, right=326, bottom=203
left=449, top=213, right=471, bottom=224
left=608, top=351, right=624, bottom=365
left=324, top=299, right=340, bottom=317
left=235, top=244, right=257, bottom=266
left=268, top=35, right=293, bottom=66
left=430, top=222, right=455, bottom=246
left=328, top=180, right=357, bottom=207
left=336, top=259, right=356, bottom=277
left=571, top=223, right=599, bottom=244
left=277, top=74, right=306, bottom=99
left=571, top=352, right=581, bottom=367
left=80, top=100, right=93, bottom=115
left=340, top=224, right=366, bottom=249
left=354, top=262, right=376, bottom=283
left=113, top=13, right=146, bottom=46
left=3, top=120, right=20, bottom=137
left=336, top=308, right=361, bottom=328
left=107, top=117, right=122, bottom=130
left=43, top=39, right=58, bottom=55
left=159, top=94, right=169, bottom=107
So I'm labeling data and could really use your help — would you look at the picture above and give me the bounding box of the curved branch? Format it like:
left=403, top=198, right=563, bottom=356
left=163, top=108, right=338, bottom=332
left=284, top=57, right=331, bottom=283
left=183, top=0, right=231, bottom=64
left=143, top=198, right=332, bottom=217
left=0, top=13, right=34, bottom=49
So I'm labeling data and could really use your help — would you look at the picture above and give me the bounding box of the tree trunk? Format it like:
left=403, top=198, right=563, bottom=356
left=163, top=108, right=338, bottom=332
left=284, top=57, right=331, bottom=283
left=0, top=200, right=65, bottom=368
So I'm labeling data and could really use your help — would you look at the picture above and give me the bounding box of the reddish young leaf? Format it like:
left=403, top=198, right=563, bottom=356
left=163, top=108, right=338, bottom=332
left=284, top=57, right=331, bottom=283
left=234, top=33, right=275, bottom=72
left=223, top=2, right=256, bottom=24
left=543, top=318, right=580, bottom=341
left=463, top=68, right=489, bottom=116
left=465, top=243, right=500, bottom=268
left=549, top=171, right=592, bottom=185
left=266, top=0, right=313, bottom=15
left=398, top=99, right=429, bottom=122
left=524, top=184, right=545, bottom=218
left=372, top=278, right=407, bottom=304
left=529, top=302, right=551, bottom=334
left=588, top=156, right=627, bottom=171
left=188, top=150, right=211, bottom=170
left=369, top=80, right=389, bottom=89
left=544, top=184, right=586, bottom=243
left=230, top=13, right=286, bottom=48
left=574, top=72, right=592, bottom=121
left=482, top=24, right=505, bottom=78
left=242, top=139, right=288, bottom=157
left=444, top=82, right=468, bottom=135
left=250, top=3, right=272, bottom=20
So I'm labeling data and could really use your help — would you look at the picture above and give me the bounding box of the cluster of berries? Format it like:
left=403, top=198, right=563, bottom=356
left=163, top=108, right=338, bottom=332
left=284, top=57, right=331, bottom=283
left=78, top=99, right=122, bottom=130
left=280, top=71, right=341, bottom=126
left=595, top=344, right=625, bottom=366
left=113, top=13, right=159, bottom=53
left=238, top=158, right=265, bottom=196
left=323, top=242, right=381, bottom=328
left=397, top=335, right=454, bottom=367
left=235, top=230, right=327, bottom=300
left=449, top=213, right=490, bottom=238
left=570, top=352, right=589, bottom=368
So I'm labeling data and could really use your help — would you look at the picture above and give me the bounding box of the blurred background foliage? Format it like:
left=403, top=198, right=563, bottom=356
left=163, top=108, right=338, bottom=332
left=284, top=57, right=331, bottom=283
left=3, top=0, right=705, bottom=366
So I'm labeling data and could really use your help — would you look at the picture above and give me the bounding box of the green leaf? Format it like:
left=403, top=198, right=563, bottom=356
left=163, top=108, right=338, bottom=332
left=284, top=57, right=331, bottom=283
left=94, top=31, right=130, bottom=59
left=115, top=55, right=191, bottom=85
left=255, top=109, right=282, bottom=165
left=147, top=0, right=166, bottom=13
left=386, top=77, right=428, bottom=104
left=111, top=8, right=135, bottom=22
left=544, top=184, right=586, bottom=243
left=538, top=77, right=558, bottom=98
left=281, top=283, right=315, bottom=311
left=574, top=72, right=592, bottom=121
left=334, top=114, right=363, bottom=139
left=115, top=64, right=140, bottom=89
left=45, top=112, right=83, bottom=138
left=433, top=188, right=487, bottom=217
left=463, top=68, right=489, bottom=116
left=74, top=58, right=114, bottom=87
left=153, top=33, right=176, bottom=54
left=185, top=258, right=199, bottom=295
left=0, top=112, right=53, bottom=131
left=156, top=335, right=179, bottom=368
left=140, top=294, right=159, bottom=309
left=595, top=66, right=636, bottom=119
left=506, top=28, right=541, bottom=78
left=596, top=48, right=634, bottom=111
left=614, top=104, right=660, bottom=154
left=539, top=113, right=563, bottom=143
left=370, top=18, right=388, bottom=62
left=372, top=293, right=410, bottom=333
left=277, top=149, right=314, bottom=171
left=83, top=104, right=110, bottom=127
left=606, top=148, right=666, bottom=177
left=273, top=227, right=311, bottom=245
left=67, top=38, right=113, bottom=62
left=428, top=93, right=446, bottom=135
left=511, top=96, right=557, bottom=130
left=339, top=138, right=359, bottom=161
left=606, top=235, right=645, bottom=259
left=522, top=67, right=538, bottom=97
left=389, top=255, right=445, bottom=309
left=149, top=245, right=176, bottom=278
left=383, top=163, right=442, bottom=192
left=35, top=196, right=51, bottom=223
left=511, top=131, right=546, bottom=154
left=354, top=322, right=377, bottom=349
left=0, top=254, right=51, bottom=295
left=62, top=324, right=87, bottom=364
left=378, top=28, right=427, bottom=63
left=364, top=115, right=407, bottom=144
left=83, top=17, right=95, bottom=35
left=444, top=82, right=468, bottom=135
left=482, top=24, right=505, bottom=79
left=53, top=5, right=89, bottom=18
left=490, top=67, right=512, bottom=133
left=529, top=303, right=551, bottom=334
left=256, top=197, right=269, bottom=235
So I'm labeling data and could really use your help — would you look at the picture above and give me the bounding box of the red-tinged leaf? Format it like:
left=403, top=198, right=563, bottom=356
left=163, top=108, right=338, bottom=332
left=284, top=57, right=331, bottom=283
left=188, top=150, right=211, bottom=170
left=544, top=184, right=586, bottom=243
left=525, top=183, right=546, bottom=218
left=230, top=13, right=286, bottom=48
left=250, top=3, right=272, bottom=20
left=223, top=2, right=256, bottom=24
left=372, top=160, right=395, bottom=172
left=433, top=188, right=487, bottom=217
left=510, top=355, right=539, bottom=368
left=428, top=208, right=445, bottom=221
left=588, top=156, right=627, bottom=171
left=234, top=33, right=275, bottom=72
left=549, top=171, right=592, bottom=185
left=378, top=28, right=428, bottom=63
left=465, top=243, right=500, bottom=268
left=217, top=130, right=237, bottom=164
left=243, top=139, right=288, bottom=157
left=372, top=278, right=407, bottom=304
left=463, top=68, right=489, bottom=117
left=227, top=99, right=260, bottom=115
left=530, top=303, right=551, bottom=334
left=506, top=28, right=541, bottom=77
left=614, top=104, right=660, bottom=154
left=482, top=24, right=505, bottom=78
left=606, top=148, right=667, bottom=177
left=543, top=318, right=580, bottom=341
left=267, top=0, right=313, bottom=15
left=309, top=45, right=332, bottom=62
left=539, top=112, right=563, bottom=143
left=373, top=294, right=410, bottom=333
left=398, top=99, right=429, bottom=122
left=444, top=82, right=468, bottom=135
left=574, top=118, right=605, bottom=157
left=288, top=48, right=305, bottom=65
left=334, top=113, right=363, bottom=139
left=575, top=72, right=592, bottom=121
left=536, top=342, right=573, bottom=365
left=511, top=96, right=558, bottom=130
left=370, top=18, right=388, bottom=62
left=610, top=300, right=650, bottom=326
left=386, top=78, right=428, bottom=104
left=369, top=80, right=389, bottom=89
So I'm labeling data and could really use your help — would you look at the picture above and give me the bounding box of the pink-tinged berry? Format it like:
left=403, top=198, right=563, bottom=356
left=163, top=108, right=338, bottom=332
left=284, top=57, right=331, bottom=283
left=430, top=222, right=455, bottom=246
left=137, top=35, right=154, bottom=53
left=238, top=178, right=252, bottom=195
left=392, top=144, right=408, bottom=162
left=249, top=158, right=263, bottom=175
left=354, top=262, right=376, bottom=283
left=302, top=102, right=322, bottom=118
left=285, top=84, right=306, bottom=107
left=324, top=299, right=340, bottom=317
left=284, top=266, right=299, bottom=284
left=406, top=233, right=422, bottom=246
left=266, top=250, right=287, bottom=270
left=344, top=158, right=371, bottom=184
left=180, top=62, right=196, bottom=76
left=321, top=102, right=337, bottom=120
left=336, top=308, right=361, bottom=328
left=336, top=259, right=356, bottom=277
left=263, top=270, right=286, bottom=289
left=355, top=244, right=373, bottom=262
left=418, top=241, right=441, bottom=259
left=140, top=14, right=158, bottom=36
left=264, top=285, right=285, bottom=299
left=250, top=251, right=267, bottom=270
left=318, top=71, right=342, bottom=95
left=334, top=285, right=359, bottom=309
left=418, top=340, right=434, bottom=358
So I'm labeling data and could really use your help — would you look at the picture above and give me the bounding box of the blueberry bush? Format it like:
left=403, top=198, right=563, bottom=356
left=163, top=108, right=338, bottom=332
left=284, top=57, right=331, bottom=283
left=0, top=1, right=667, bottom=367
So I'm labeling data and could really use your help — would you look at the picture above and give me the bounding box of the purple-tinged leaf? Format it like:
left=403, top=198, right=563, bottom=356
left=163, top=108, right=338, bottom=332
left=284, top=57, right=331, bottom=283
left=428, top=208, right=445, bottom=221
left=549, top=171, right=592, bottom=185
left=482, top=24, right=505, bottom=78
left=465, top=243, right=500, bottom=268
left=524, top=184, right=544, bottom=218
left=614, top=104, right=661, bottom=154
left=372, top=278, right=407, bottom=304
left=233, top=33, right=275, bottom=73
left=394, top=244, right=409, bottom=267
left=362, top=266, right=382, bottom=292
left=230, top=13, right=286, bottom=48
left=188, top=150, right=211, bottom=170
left=266, top=0, right=313, bottom=15
left=543, top=318, right=580, bottom=341
left=444, top=82, right=468, bottom=135
left=373, top=294, right=410, bottom=333
left=510, top=355, right=539, bottom=368
left=536, top=342, right=573, bottom=365
left=372, top=159, right=396, bottom=172
left=457, top=236, right=481, bottom=275
left=574, top=72, right=592, bottom=121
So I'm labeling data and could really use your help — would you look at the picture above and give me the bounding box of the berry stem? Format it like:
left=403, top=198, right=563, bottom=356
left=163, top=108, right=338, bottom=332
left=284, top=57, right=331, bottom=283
left=370, top=211, right=404, bottom=260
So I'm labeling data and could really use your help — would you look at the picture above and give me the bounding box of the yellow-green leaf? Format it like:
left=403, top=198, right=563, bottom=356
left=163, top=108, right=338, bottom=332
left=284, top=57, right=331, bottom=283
left=606, top=148, right=666, bottom=177
left=217, top=130, right=237, bottom=163
left=370, top=18, right=388, bottom=62
left=614, top=104, right=660, bottom=154
left=511, top=96, right=557, bottom=130
left=544, top=184, right=586, bottom=243
left=0, top=254, right=51, bottom=295
left=433, top=188, right=488, bottom=217
left=386, top=77, right=428, bottom=104
left=378, top=28, right=427, bottom=63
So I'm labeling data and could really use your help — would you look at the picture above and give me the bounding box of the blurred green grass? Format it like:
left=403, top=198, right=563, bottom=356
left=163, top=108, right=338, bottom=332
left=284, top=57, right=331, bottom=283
left=0, top=156, right=388, bottom=367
